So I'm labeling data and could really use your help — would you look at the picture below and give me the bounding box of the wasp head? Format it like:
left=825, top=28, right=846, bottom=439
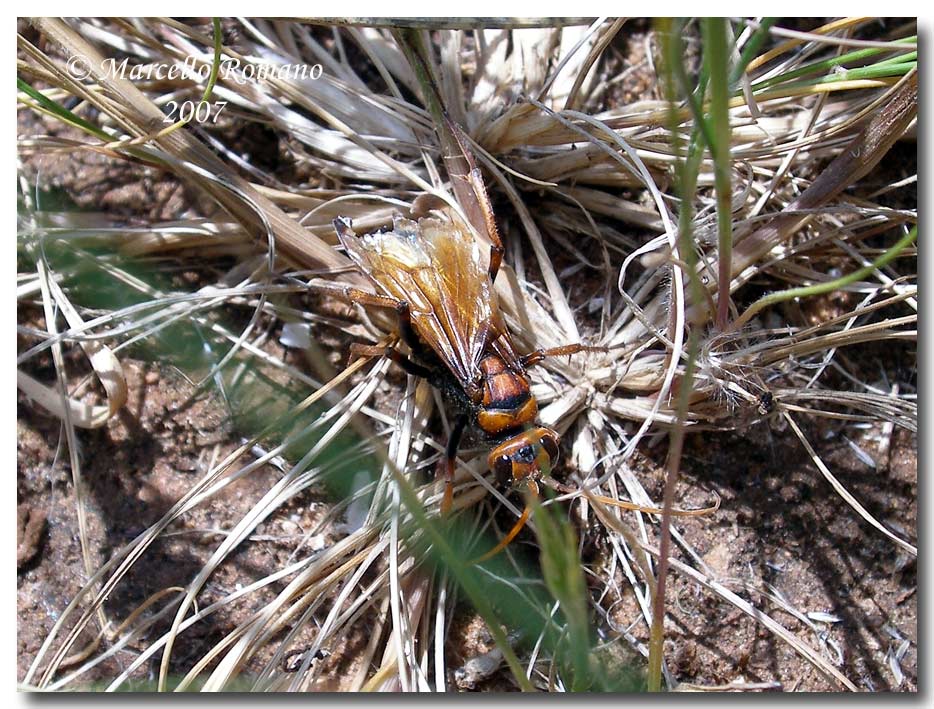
left=488, top=427, right=560, bottom=486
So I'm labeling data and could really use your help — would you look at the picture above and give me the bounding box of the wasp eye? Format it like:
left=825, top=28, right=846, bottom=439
left=541, top=435, right=559, bottom=463
left=517, top=445, right=535, bottom=462
left=492, top=454, right=512, bottom=484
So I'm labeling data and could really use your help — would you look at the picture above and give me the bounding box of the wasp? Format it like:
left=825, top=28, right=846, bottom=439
left=332, top=200, right=595, bottom=556
left=325, top=151, right=713, bottom=558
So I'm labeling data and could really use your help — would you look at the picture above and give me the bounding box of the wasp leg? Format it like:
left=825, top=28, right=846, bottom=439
left=344, top=289, right=421, bottom=354
left=488, top=242, right=504, bottom=283
left=470, top=479, right=539, bottom=564
left=466, top=168, right=505, bottom=282
left=308, top=279, right=422, bottom=355
left=443, top=118, right=505, bottom=283
left=438, top=414, right=469, bottom=515
left=348, top=343, right=431, bottom=378
left=521, top=343, right=607, bottom=367
left=388, top=300, right=421, bottom=355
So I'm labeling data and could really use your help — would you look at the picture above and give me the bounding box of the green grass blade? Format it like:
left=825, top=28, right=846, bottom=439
left=17, top=77, right=108, bottom=140
left=199, top=18, right=223, bottom=103
left=733, top=226, right=917, bottom=331
left=748, top=36, right=916, bottom=93
left=730, top=17, right=778, bottom=86
left=531, top=493, right=592, bottom=690
left=647, top=18, right=713, bottom=693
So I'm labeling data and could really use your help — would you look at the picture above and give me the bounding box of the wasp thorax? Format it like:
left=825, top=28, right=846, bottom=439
left=488, top=427, right=560, bottom=484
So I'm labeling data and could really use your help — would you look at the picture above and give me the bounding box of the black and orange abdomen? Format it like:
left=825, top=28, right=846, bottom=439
left=475, top=355, right=538, bottom=436
left=471, top=354, right=561, bottom=484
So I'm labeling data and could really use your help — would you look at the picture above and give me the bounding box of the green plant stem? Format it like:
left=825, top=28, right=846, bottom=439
left=670, top=21, right=714, bottom=162
left=702, top=18, right=734, bottom=329
left=532, top=493, right=592, bottom=690
left=732, top=226, right=917, bottom=331
left=748, top=36, right=916, bottom=92
left=647, top=19, right=708, bottom=692
left=200, top=18, right=223, bottom=103
left=649, top=331, right=701, bottom=691
left=874, top=49, right=918, bottom=66
left=780, top=61, right=916, bottom=90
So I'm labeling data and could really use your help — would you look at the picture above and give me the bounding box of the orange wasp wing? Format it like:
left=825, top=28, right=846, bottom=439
left=336, top=213, right=505, bottom=388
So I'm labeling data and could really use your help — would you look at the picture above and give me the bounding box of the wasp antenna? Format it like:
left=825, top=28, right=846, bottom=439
left=541, top=478, right=721, bottom=517
left=470, top=480, right=539, bottom=565
left=586, top=490, right=722, bottom=517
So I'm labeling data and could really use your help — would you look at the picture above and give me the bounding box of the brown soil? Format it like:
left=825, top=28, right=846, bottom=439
left=17, top=350, right=917, bottom=691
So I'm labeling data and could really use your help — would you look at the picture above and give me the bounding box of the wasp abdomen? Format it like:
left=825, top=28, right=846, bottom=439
left=476, top=355, right=539, bottom=435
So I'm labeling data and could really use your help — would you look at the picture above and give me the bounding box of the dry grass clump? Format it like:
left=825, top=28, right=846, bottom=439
left=17, top=18, right=915, bottom=692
